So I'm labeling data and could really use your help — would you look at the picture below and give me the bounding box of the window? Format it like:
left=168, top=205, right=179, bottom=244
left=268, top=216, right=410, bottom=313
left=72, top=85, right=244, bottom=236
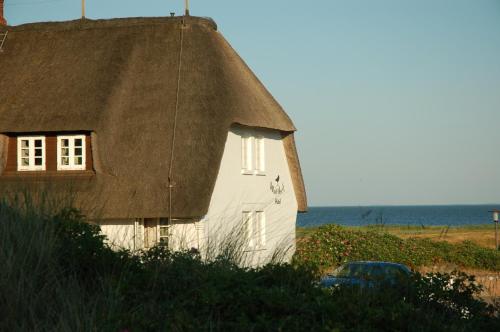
left=255, top=136, right=265, bottom=174
left=255, top=211, right=266, bottom=248
left=241, top=134, right=265, bottom=174
left=159, top=218, right=170, bottom=246
left=243, top=210, right=266, bottom=249
left=241, top=136, right=254, bottom=173
left=243, top=211, right=254, bottom=248
left=17, top=136, right=46, bottom=171
left=57, top=135, right=86, bottom=170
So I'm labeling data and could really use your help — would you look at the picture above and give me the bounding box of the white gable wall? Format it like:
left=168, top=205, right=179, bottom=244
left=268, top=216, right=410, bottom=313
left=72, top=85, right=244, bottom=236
left=202, top=126, right=298, bottom=266
left=96, top=126, right=298, bottom=264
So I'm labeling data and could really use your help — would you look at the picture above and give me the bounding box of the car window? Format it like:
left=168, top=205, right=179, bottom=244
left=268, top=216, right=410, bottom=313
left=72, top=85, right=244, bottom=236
left=334, top=263, right=409, bottom=279
left=383, top=266, right=408, bottom=279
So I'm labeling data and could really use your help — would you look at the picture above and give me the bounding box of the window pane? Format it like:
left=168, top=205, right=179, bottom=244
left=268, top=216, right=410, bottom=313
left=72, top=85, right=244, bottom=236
left=62, top=139, right=69, bottom=147
left=242, top=137, right=253, bottom=171
left=62, top=157, right=69, bottom=166
left=22, top=158, right=29, bottom=166
left=34, top=149, right=42, bottom=157
left=75, top=148, right=82, bottom=156
left=34, top=158, right=42, bottom=166
left=256, top=138, right=265, bottom=171
left=22, top=149, right=29, bottom=157
left=21, top=140, right=29, bottom=148
left=256, top=211, right=266, bottom=247
left=75, top=138, right=82, bottom=147
left=243, top=211, right=253, bottom=247
left=74, top=157, right=82, bottom=165
left=61, top=148, right=69, bottom=156
left=159, top=218, right=169, bottom=226
left=34, top=140, right=42, bottom=148
left=160, top=227, right=169, bottom=237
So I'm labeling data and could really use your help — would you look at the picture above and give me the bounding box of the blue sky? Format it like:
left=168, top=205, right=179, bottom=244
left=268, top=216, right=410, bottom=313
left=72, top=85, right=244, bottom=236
left=5, top=0, right=500, bottom=206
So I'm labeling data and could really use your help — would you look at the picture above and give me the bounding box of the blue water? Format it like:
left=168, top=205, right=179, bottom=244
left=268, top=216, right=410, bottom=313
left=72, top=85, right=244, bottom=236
left=297, top=205, right=500, bottom=227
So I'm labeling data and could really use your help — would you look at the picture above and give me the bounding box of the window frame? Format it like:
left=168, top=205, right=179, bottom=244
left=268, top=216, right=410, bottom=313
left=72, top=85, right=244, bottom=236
left=57, top=135, right=86, bottom=171
left=243, top=210, right=266, bottom=250
left=17, top=136, right=46, bottom=171
left=255, top=211, right=266, bottom=248
left=241, top=135, right=254, bottom=174
left=158, top=218, right=170, bottom=246
left=241, top=134, right=266, bottom=175
left=254, top=136, right=266, bottom=175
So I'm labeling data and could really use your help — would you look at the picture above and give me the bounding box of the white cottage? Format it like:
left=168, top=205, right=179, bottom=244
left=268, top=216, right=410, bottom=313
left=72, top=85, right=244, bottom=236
left=0, top=15, right=307, bottom=264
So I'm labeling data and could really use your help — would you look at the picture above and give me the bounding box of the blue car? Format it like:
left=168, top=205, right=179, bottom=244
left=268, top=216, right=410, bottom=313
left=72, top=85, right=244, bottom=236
left=320, top=261, right=412, bottom=288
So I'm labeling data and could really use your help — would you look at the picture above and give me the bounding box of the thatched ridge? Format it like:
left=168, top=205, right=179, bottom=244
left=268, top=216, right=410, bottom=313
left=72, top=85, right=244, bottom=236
left=0, top=16, right=307, bottom=218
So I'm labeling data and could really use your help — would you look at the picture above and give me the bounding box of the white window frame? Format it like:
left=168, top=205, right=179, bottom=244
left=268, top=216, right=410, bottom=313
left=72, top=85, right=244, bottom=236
left=241, top=135, right=254, bottom=174
left=243, top=210, right=266, bottom=250
left=254, top=136, right=265, bottom=175
left=255, top=211, right=266, bottom=248
left=158, top=218, right=170, bottom=247
left=57, top=135, right=86, bottom=171
left=241, top=134, right=266, bottom=175
left=17, top=136, right=46, bottom=171
left=243, top=211, right=254, bottom=248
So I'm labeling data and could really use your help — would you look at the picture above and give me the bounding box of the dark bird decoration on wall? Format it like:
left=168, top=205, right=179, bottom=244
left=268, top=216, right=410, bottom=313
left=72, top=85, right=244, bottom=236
left=270, top=174, right=285, bottom=204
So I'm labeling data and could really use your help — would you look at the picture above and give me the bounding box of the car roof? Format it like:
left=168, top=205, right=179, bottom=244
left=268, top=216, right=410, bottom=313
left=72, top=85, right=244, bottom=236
left=345, top=261, right=409, bottom=268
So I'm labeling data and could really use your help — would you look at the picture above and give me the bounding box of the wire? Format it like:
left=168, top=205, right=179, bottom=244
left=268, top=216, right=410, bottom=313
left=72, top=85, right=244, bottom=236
left=168, top=18, right=185, bottom=228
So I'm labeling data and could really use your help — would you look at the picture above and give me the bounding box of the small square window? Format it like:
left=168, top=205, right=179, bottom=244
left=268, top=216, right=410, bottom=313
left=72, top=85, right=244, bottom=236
left=17, top=136, right=46, bottom=171
left=57, top=135, right=86, bottom=171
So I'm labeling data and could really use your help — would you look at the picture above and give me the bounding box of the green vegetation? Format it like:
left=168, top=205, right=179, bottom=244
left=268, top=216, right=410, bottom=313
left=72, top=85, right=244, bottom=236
left=295, top=224, right=500, bottom=271
left=1, top=199, right=498, bottom=331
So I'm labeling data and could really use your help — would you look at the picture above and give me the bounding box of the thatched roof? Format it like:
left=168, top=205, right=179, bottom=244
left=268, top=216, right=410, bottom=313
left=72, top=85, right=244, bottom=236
left=0, top=16, right=307, bottom=218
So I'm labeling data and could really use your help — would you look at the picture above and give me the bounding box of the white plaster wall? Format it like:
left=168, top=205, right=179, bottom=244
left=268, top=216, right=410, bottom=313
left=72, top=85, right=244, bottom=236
left=169, top=220, right=202, bottom=251
left=99, top=218, right=200, bottom=252
left=99, top=219, right=138, bottom=250
left=203, top=126, right=298, bottom=266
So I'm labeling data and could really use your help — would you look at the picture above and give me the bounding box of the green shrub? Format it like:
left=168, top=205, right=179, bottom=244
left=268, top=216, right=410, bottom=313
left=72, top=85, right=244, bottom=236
left=0, top=201, right=498, bottom=331
left=295, top=224, right=500, bottom=271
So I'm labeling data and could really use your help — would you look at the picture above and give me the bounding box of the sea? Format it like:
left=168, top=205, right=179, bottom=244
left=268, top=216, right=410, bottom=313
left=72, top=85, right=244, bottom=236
left=297, top=205, right=500, bottom=228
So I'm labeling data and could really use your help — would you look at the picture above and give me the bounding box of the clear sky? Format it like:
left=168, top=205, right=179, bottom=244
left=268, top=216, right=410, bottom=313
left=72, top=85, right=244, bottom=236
left=5, top=0, right=500, bottom=206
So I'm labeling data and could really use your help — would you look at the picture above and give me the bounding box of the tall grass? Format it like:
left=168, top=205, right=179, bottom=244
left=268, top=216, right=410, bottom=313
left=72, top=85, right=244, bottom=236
left=1, top=197, right=498, bottom=331
left=0, top=196, right=110, bottom=330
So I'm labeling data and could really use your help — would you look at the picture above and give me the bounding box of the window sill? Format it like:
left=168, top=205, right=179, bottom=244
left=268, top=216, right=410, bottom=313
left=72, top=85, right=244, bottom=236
left=241, top=170, right=266, bottom=176
left=0, top=170, right=95, bottom=180
left=243, top=248, right=267, bottom=253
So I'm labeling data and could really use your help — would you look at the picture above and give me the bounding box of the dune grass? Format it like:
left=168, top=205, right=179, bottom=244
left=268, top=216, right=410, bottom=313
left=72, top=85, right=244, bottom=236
left=1, top=198, right=499, bottom=331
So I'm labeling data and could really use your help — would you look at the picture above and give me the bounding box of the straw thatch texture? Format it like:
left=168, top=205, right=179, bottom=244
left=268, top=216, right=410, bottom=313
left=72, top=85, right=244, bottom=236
left=0, top=16, right=307, bottom=218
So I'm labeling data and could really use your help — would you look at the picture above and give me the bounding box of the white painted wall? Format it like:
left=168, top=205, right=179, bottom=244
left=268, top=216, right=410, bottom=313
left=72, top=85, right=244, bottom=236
left=97, top=126, right=298, bottom=264
left=99, top=219, right=138, bottom=250
left=202, top=126, right=298, bottom=266
left=99, top=218, right=201, bottom=252
left=169, top=219, right=201, bottom=251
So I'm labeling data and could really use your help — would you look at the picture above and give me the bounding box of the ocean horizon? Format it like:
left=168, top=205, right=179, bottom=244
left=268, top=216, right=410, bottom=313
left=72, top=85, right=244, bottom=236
left=297, top=204, right=500, bottom=228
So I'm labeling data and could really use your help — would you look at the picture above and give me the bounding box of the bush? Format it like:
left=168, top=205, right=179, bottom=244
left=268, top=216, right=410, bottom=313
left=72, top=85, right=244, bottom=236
left=295, top=224, right=500, bottom=271
left=0, top=201, right=498, bottom=331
